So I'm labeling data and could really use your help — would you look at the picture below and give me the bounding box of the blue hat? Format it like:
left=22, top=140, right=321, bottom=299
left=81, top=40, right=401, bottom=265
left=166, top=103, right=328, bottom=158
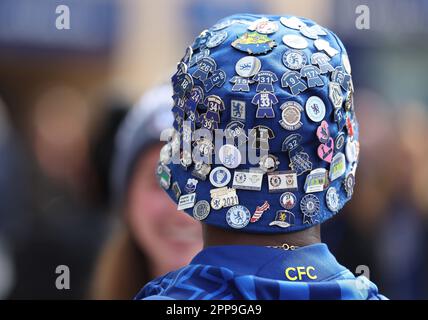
left=158, top=14, right=358, bottom=234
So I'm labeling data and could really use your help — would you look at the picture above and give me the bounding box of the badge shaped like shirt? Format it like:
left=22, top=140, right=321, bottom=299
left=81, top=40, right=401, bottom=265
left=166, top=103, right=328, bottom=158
left=249, top=125, right=275, bottom=150
left=251, top=91, right=278, bottom=119
left=252, top=71, right=278, bottom=92
left=231, top=31, right=276, bottom=55
left=192, top=57, right=217, bottom=81
left=300, top=65, right=324, bottom=88
left=281, top=71, right=307, bottom=96
left=230, top=76, right=254, bottom=92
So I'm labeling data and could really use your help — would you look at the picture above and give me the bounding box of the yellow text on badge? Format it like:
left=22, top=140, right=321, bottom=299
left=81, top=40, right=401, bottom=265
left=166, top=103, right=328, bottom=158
left=285, top=266, right=317, bottom=281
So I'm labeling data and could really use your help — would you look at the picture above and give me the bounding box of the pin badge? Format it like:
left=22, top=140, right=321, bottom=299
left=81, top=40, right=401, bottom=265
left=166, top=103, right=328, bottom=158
left=305, top=96, right=325, bottom=122
left=300, top=65, right=324, bottom=88
left=160, top=144, right=173, bottom=164
left=280, top=192, right=297, bottom=210
left=230, top=76, right=254, bottom=92
left=314, top=39, right=339, bottom=57
left=191, top=29, right=212, bottom=51
left=329, top=82, right=343, bottom=109
left=318, top=137, right=334, bottom=163
left=259, top=154, right=280, bottom=173
left=203, top=69, right=226, bottom=92
left=269, top=210, right=295, bottom=228
left=267, top=171, right=298, bottom=193
left=157, top=163, right=171, bottom=189
left=232, top=170, right=263, bottom=191
left=331, top=66, right=351, bottom=91
left=300, top=24, right=319, bottom=39
left=172, top=182, right=182, bottom=200
left=212, top=20, right=233, bottom=31
left=235, top=56, right=261, bottom=78
left=300, top=194, right=320, bottom=224
left=206, top=31, right=228, bottom=48
left=248, top=18, right=279, bottom=34
left=281, top=71, right=308, bottom=96
left=304, top=168, right=329, bottom=193
left=316, top=120, right=330, bottom=143
left=226, top=205, right=251, bottom=229
left=342, top=54, right=352, bottom=74
left=251, top=90, right=278, bottom=118
left=282, top=49, right=307, bottom=70
left=225, top=121, right=247, bottom=146
left=250, top=201, right=270, bottom=223
left=231, top=31, right=277, bottom=55
left=209, top=166, right=231, bottom=188
left=210, top=187, right=239, bottom=210
left=280, top=16, right=306, bottom=30
left=279, top=101, right=303, bottom=130
left=202, top=95, right=225, bottom=129
left=218, top=144, right=242, bottom=169
left=282, top=134, right=312, bottom=176
left=177, top=193, right=196, bottom=210
left=189, top=48, right=210, bottom=68
left=192, top=57, right=217, bottom=81
left=345, top=138, right=358, bottom=163
left=192, top=162, right=211, bottom=180
left=311, top=52, right=335, bottom=74
left=335, top=132, right=346, bottom=151
left=282, top=34, right=308, bottom=49
left=230, top=100, right=246, bottom=120
left=185, top=178, right=198, bottom=193
left=343, top=172, right=355, bottom=198
left=249, top=125, right=275, bottom=151
left=334, top=108, right=346, bottom=131
left=193, top=200, right=211, bottom=221
left=181, top=46, right=193, bottom=66
left=326, top=187, right=340, bottom=212
left=252, top=71, right=278, bottom=92
left=329, top=152, right=346, bottom=181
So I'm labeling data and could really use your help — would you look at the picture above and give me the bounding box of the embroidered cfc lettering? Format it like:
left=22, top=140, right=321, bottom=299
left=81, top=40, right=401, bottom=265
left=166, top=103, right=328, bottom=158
left=285, top=266, right=317, bottom=281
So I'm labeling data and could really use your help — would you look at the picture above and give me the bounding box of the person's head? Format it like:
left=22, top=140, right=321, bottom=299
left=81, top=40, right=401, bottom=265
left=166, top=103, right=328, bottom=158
left=157, top=14, right=358, bottom=243
left=91, top=85, right=202, bottom=299
left=112, top=84, right=203, bottom=274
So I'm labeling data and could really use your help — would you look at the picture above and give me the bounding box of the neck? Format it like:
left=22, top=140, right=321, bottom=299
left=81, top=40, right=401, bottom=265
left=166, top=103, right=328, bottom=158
left=203, top=224, right=321, bottom=249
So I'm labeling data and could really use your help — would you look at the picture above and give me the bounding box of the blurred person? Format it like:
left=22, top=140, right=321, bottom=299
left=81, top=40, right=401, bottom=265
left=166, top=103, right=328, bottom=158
left=324, top=92, right=428, bottom=299
left=136, top=14, right=386, bottom=300
left=90, top=84, right=203, bottom=299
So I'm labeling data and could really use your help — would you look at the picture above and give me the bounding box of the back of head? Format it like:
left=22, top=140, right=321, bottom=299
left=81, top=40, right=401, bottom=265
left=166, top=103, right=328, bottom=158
left=158, top=14, right=358, bottom=234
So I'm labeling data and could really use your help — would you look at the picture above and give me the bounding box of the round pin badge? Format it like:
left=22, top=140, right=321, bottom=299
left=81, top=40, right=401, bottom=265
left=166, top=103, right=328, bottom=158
left=250, top=19, right=279, bottom=34
left=282, top=34, right=308, bottom=49
left=279, top=101, right=303, bottom=131
left=282, top=50, right=307, bottom=70
left=206, top=31, right=228, bottom=48
left=344, top=172, right=355, bottom=198
left=335, top=132, right=346, bottom=151
left=326, top=187, right=340, bottom=212
left=305, top=96, right=326, bottom=123
left=226, top=205, right=251, bottom=229
left=209, top=166, right=231, bottom=188
left=235, top=56, right=261, bottom=78
left=193, top=200, right=211, bottom=221
left=280, top=192, right=297, bottom=210
left=212, top=20, right=233, bottom=31
left=219, top=144, right=242, bottom=169
left=280, top=16, right=305, bottom=30
left=300, top=194, right=320, bottom=220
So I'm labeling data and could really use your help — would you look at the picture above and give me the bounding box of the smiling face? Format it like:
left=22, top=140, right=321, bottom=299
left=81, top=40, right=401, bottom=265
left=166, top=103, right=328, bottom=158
left=126, top=144, right=203, bottom=277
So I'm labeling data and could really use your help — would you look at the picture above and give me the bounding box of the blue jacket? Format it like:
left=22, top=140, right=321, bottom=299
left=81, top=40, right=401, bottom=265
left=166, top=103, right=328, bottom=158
left=135, top=243, right=387, bottom=300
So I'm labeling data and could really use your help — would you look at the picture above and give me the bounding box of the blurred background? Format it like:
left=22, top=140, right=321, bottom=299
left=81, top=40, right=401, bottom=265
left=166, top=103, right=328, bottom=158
left=0, top=0, right=427, bottom=299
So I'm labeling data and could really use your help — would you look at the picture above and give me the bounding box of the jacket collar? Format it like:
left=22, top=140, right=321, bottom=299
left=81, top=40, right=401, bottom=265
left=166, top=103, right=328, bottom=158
left=190, top=243, right=350, bottom=282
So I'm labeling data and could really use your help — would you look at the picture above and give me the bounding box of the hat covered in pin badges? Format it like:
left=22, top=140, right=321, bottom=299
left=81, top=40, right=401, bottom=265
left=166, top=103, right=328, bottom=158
left=158, top=13, right=359, bottom=234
